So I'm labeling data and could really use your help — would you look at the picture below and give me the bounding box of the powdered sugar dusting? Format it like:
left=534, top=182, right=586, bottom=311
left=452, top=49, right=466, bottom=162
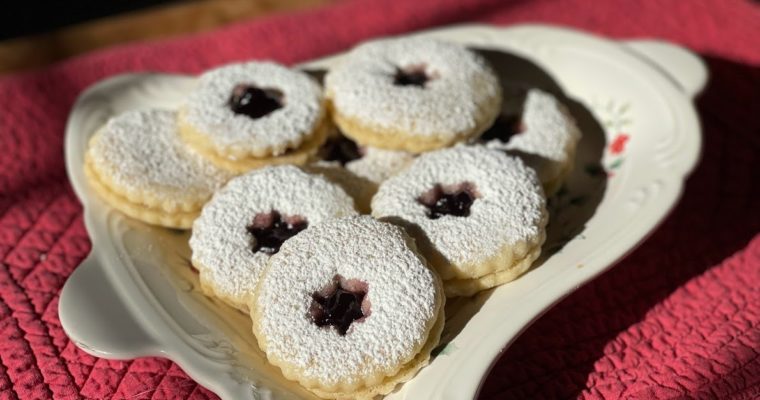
left=190, top=166, right=357, bottom=306
left=255, top=216, right=440, bottom=387
left=88, top=109, right=230, bottom=206
left=345, top=146, right=415, bottom=184
left=484, top=89, right=581, bottom=182
left=372, top=145, right=545, bottom=268
left=325, top=37, right=500, bottom=138
left=183, top=62, right=324, bottom=155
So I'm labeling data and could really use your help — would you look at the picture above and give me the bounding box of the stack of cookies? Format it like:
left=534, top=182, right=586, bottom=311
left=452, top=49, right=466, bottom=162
left=85, top=36, right=581, bottom=399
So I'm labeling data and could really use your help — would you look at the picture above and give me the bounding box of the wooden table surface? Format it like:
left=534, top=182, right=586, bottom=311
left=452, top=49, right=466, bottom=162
left=0, top=0, right=336, bottom=75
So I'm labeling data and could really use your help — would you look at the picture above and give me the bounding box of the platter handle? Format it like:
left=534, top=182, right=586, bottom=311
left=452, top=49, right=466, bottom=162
left=624, top=40, right=708, bottom=98
left=59, top=254, right=159, bottom=358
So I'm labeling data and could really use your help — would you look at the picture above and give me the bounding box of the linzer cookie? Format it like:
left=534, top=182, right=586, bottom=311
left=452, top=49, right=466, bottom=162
left=372, top=145, right=548, bottom=297
left=318, top=131, right=414, bottom=184
left=307, top=131, right=414, bottom=213
left=189, top=165, right=356, bottom=311
left=178, top=61, right=329, bottom=172
left=325, top=37, right=502, bottom=153
left=304, top=161, right=376, bottom=214
left=483, top=88, right=581, bottom=196
left=250, top=216, right=444, bottom=399
left=84, top=109, right=230, bottom=229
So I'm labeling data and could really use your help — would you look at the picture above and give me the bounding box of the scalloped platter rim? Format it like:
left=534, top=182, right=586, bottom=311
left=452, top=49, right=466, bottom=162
left=59, top=24, right=705, bottom=400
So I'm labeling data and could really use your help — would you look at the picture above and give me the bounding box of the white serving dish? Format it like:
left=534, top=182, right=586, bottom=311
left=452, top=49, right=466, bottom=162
left=59, top=24, right=705, bottom=399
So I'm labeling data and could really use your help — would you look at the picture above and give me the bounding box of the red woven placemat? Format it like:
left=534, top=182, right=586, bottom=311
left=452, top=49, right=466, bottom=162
left=0, top=0, right=758, bottom=398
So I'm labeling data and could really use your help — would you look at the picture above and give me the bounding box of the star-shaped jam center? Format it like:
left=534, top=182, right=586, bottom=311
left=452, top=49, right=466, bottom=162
left=228, top=84, right=283, bottom=119
left=480, top=113, right=525, bottom=143
left=247, top=211, right=307, bottom=255
left=482, top=88, right=528, bottom=143
left=418, top=182, right=479, bottom=220
left=320, top=134, right=363, bottom=165
left=310, top=276, right=368, bottom=336
left=394, top=64, right=433, bottom=87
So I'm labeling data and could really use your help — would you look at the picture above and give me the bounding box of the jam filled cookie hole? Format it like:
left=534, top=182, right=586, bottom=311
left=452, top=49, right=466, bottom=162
left=320, top=134, right=364, bottom=165
left=228, top=84, right=284, bottom=119
left=310, top=275, right=370, bottom=336
left=481, top=114, right=525, bottom=143
left=418, top=182, right=480, bottom=220
left=482, top=88, right=527, bottom=142
left=247, top=211, right=308, bottom=255
left=393, top=64, right=437, bottom=87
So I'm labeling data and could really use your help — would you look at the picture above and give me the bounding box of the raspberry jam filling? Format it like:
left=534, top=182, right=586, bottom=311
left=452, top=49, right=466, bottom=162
left=481, top=114, right=525, bottom=142
left=482, top=89, right=527, bottom=142
left=418, top=182, right=479, bottom=219
left=320, top=134, right=363, bottom=165
left=310, top=275, right=369, bottom=336
left=228, top=84, right=283, bottom=119
left=394, top=64, right=433, bottom=87
left=247, top=211, right=307, bottom=255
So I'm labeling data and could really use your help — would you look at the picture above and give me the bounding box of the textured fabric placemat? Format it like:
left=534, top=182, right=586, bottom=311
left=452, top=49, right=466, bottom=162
left=0, top=0, right=758, bottom=398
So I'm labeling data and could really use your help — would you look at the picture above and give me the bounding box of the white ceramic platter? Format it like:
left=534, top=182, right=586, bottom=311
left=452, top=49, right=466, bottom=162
left=59, top=24, right=705, bottom=399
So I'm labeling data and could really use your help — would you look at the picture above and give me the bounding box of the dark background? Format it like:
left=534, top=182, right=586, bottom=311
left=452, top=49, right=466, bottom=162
left=1, top=1, right=182, bottom=39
